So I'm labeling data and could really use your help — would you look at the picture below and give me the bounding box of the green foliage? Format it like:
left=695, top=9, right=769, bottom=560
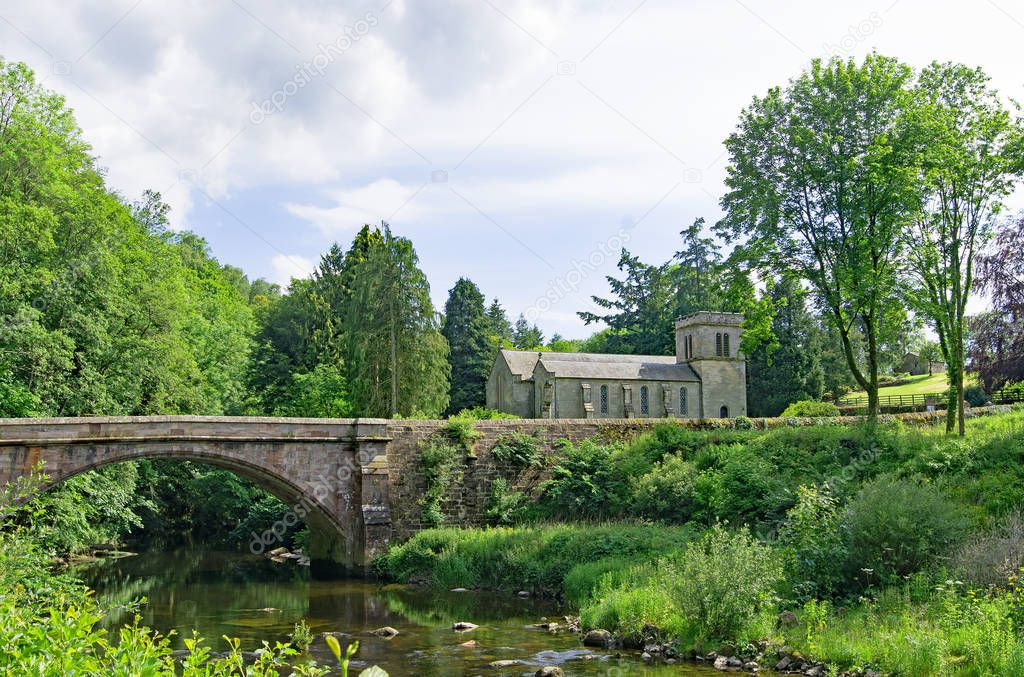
left=344, top=225, right=450, bottom=417
left=844, top=476, right=969, bottom=587
left=779, top=485, right=848, bottom=600
left=631, top=454, right=700, bottom=522
left=418, top=437, right=464, bottom=525
left=281, top=363, right=352, bottom=417
left=442, top=278, right=492, bottom=414
left=746, top=276, right=825, bottom=416
left=537, top=440, right=633, bottom=519
left=290, top=619, right=313, bottom=651
left=450, top=406, right=519, bottom=420
left=375, top=523, right=695, bottom=596
left=781, top=400, right=841, bottom=417
left=511, top=314, right=544, bottom=350
left=484, top=478, right=532, bottom=525
left=440, top=417, right=481, bottom=454
left=964, top=384, right=989, bottom=407
left=581, top=526, right=782, bottom=644
left=491, top=431, right=541, bottom=467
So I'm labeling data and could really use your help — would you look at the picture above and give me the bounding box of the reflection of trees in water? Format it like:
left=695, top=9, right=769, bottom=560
left=80, top=550, right=313, bottom=648
left=375, top=586, right=561, bottom=626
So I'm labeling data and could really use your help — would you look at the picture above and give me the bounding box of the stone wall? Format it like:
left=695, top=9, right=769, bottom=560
left=382, top=418, right=661, bottom=542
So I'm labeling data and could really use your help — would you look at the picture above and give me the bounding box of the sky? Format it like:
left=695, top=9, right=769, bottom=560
left=2, top=0, right=1022, bottom=338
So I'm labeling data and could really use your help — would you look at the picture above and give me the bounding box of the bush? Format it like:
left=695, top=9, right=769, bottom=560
left=964, top=385, right=990, bottom=407
left=781, top=400, right=841, bottom=417
left=779, top=485, right=847, bottom=600
left=632, top=455, right=700, bottom=522
left=952, top=512, right=1024, bottom=589
left=537, top=440, right=633, bottom=519
left=450, top=406, right=519, bottom=420
left=491, top=432, right=542, bottom=468
left=581, top=525, right=783, bottom=644
left=439, top=418, right=482, bottom=454
left=844, top=476, right=969, bottom=587
left=669, top=525, right=783, bottom=642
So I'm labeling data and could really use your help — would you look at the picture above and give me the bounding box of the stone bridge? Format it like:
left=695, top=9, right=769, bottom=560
left=0, top=415, right=657, bottom=574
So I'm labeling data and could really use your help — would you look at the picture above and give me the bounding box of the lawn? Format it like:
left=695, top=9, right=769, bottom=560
left=843, top=371, right=977, bottom=401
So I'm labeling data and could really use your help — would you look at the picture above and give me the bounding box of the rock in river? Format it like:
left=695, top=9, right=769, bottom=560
left=582, top=629, right=612, bottom=647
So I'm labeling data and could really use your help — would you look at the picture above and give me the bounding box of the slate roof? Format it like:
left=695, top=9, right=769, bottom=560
left=498, top=349, right=700, bottom=382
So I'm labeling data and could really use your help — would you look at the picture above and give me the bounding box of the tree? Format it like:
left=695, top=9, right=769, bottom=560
left=672, top=217, right=725, bottom=317
left=579, top=250, right=674, bottom=354
left=746, top=276, right=825, bottom=416
left=511, top=314, right=545, bottom=350
left=718, top=55, right=920, bottom=419
left=905, top=63, right=1023, bottom=434
left=442, top=278, right=492, bottom=414
left=918, top=340, right=943, bottom=376
left=485, top=298, right=513, bottom=347
left=972, top=214, right=1024, bottom=390
left=344, top=224, right=450, bottom=417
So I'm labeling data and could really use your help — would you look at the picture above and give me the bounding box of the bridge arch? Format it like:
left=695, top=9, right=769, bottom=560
left=0, top=417, right=394, bottom=574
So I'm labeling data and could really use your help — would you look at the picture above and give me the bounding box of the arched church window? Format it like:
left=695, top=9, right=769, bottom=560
left=716, top=332, right=723, bottom=356
left=600, top=385, right=608, bottom=414
left=723, top=333, right=731, bottom=357
left=640, top=385, right=649, bottom=416
left=679, top=387, right=688, bottom=416
left=720, top=405, right=729, bottom=418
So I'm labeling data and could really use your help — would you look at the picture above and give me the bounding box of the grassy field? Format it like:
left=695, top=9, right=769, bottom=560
left=844, top=371, right=979, bottom=400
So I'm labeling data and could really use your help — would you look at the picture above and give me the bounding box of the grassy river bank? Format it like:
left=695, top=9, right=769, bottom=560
left=376, top=406, right=1024, bottom=675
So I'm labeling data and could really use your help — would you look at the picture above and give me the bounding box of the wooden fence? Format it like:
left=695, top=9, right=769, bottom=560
left=839, top=388, right=1024, bottom=411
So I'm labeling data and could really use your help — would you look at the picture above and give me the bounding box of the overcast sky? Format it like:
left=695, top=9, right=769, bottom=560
left=2, top=0, right=1021, bottom=337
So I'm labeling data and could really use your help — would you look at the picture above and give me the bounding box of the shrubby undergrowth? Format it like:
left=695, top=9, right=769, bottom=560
left=378, top=408, right=1024, bottom=675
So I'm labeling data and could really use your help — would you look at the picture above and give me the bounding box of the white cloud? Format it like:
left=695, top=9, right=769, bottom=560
left=270, top=254, right=316, bottom=286
left=1, top=0, right=1017, bottom=336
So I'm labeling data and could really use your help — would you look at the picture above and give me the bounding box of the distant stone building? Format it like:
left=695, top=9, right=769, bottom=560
left=486, top=311, right=747, bottom=419
left=900, top=352, right=945, bottom=376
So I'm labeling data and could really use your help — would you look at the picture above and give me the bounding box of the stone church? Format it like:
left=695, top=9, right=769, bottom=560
left=486, top=311, right=747, bottom=419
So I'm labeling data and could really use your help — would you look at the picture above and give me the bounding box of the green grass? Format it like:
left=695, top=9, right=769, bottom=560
left=375, top=523, right=696, bottom=597
left=844, top=371, right=980, bottom=400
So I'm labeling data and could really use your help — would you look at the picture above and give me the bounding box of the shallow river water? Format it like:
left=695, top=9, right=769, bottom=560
left=78, top=549, right=724, bottom=676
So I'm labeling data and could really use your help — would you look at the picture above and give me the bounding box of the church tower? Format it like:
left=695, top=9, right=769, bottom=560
left=675, top=312, right=747, bottom=418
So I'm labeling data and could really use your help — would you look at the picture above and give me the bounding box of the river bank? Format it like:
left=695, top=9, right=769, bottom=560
left=373, top=407, right=1024, bottom=675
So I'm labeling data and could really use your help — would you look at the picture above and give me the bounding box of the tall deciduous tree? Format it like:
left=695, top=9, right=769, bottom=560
left=972, top=214, right=1024, bottom=390
left=905, top=63, right=1023, bottom=434
left=344, top=224, right=449, bottom=417
left=718, top=55, right=920, bottom=419
left=442, top=278, right=492, bottom=414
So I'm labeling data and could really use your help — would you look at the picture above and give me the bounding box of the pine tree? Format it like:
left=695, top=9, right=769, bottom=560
left=442, top=278, right=492, bottom=414
left=485, top=298, right=513, bottom=346
left=512, top=314, right=544, bottom=349
left=343, top=224, right=450, bottom=417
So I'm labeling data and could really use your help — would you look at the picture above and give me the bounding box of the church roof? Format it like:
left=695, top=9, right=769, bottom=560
left=498, top=349, right=700, bottom=382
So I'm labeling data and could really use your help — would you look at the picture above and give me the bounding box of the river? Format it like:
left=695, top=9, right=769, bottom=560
left=77, top=549, right=722, bottom=676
